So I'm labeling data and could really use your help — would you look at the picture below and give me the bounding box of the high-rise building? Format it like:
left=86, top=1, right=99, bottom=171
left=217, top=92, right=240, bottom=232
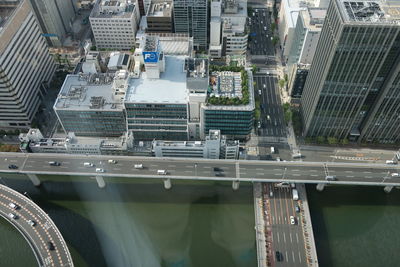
left=173, top=0, right=207, bottom=50
left=146, top=0, right=173, bottom=33
left=89, top=0, right=140, bottom=50
left=300, top=0, right=400, bottom=143
left=29, top=0, right=77, bottom=47
left=0, top=0, right=55, bottom=129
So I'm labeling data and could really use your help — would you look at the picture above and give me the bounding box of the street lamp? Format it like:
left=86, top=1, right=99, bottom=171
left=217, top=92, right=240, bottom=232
left=282, top=167, right=287, bottom=180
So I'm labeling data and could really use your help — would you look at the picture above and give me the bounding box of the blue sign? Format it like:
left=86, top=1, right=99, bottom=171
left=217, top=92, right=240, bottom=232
left=250, top=32, right=257, bottom=37
left=41, top=33, right=58, bottom=37
left=143, top=52, right=158, bottom=63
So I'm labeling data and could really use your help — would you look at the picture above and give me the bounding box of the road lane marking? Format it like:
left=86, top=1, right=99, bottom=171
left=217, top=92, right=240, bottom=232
left=366, top=176, right=373, bottom=178
left=292, top=169, right=299, bottom=171
left=299, top=251, right=302, bottom=263
left=273, top=169, right=281, bottom=171
left=290, top=233, right=293, bottom=243
left=241, top=172, right=247, bottom=175
left=283, top=232, right=286, bottom=243
left=168, top=165, right=176, bottom=167
left=277, top=232, right=280, bottom=243
left=292, top=174, right=301, bottom=176
left=274, top=174, right=281, bottom=176
left=292, top=251, right=295, bottom=263
left=346, top=176, right=355, bottom=178
left=310, top=170, right=318, bottom=172
left=256, top=168, right=263, bottom=170
left=296, top=233, right=299, bottom=243
left=256, top=173, right=264, bottom=175
left=311, top=174, right=318, bottom=177
left=184, top=170, right=193, bottom=173
left=285, top=251, right=288, bottom=262
left=345, top=171, right=353, bottom=173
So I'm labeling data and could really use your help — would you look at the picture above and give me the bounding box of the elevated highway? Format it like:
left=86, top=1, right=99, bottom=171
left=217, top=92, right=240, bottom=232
left=0, top=184, right=73, bottom=267
left=0, top=153, right=399, bottom=190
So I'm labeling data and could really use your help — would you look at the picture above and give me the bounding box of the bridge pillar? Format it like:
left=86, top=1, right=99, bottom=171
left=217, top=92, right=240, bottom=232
left=27, top=174, right=41, bottom=187
left=232, top=180, right=240, bottom=191
left=95, top=176, right=106, bottom=189
left=384, top=186, right=393, bottom=193
left=316, top=183, right=325, bottom=191
left=163, top=178, right=172, bottom=190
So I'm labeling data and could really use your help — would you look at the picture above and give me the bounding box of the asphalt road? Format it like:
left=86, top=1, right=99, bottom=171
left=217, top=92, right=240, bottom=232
left=1, top=153, right=400, bottom=186
left=0, top=184, right=73, bottom=267
left=249, top=8, right=274, bottom=56
left=264, top=184, right=307, bottom=266
left=254, top=74, right=286, bottom=137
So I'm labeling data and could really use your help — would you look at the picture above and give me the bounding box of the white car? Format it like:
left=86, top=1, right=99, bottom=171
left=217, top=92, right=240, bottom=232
left=9, top=203, right=18, bottom=209
left=108, top=160, right=117, bottom=164
left=391, top=173, right=399, bottom=177
left=8, top=213, right=17, bottom=219
left=257, top=121, right=262, bottom=129
left=263, top=84, right=266, bottom=88
left=134, top=164, right=143, bottom=169
left=95, top=168, right=104, bottom=173
left=28, top=220, right=36, bottom=227
left=290, top=216, right=296, bottom=225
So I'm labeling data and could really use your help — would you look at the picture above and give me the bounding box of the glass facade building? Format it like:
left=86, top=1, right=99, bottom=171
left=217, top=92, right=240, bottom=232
left=300, top=0, right=400, bottom=143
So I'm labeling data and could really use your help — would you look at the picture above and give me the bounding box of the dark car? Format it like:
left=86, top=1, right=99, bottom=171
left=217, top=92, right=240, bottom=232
left=8, top=164, right=18, bottom=169
left=213, top=167, right=223, bottom=172
left=48, top=161, right=61, bottom=166
left=215, top=172, right=225, bottom=177
left=295, top=205, right=301, bottom=213
left=47, top=241, right=55, bottom=251
left=275, top=251, right=283, bottom=262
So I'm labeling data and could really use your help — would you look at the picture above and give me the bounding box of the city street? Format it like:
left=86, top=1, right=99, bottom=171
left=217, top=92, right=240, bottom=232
left=249, top=8, right=274, bottom=56
left=264, top=184, right=307, bottom=266
left=255, top=74, right=286, bottom=137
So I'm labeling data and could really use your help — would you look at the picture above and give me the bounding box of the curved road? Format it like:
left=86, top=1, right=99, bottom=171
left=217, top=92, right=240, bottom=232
left=0, top=184, right=73, bottom=267
left=0, top=152, right=399, bottom=186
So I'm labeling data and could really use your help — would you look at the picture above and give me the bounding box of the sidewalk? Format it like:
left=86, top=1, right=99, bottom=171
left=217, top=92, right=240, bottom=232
left=297, top=184, right=319, bottom=267
left=254, top=182, right=268, bottom=267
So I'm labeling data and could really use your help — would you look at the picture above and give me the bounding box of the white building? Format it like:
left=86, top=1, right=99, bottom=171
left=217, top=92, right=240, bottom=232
left=152, top=130, right=239, bottom=159
left=89, top=0, right=140, bottom=50
left=209, top=0, right=248, bottom=57
left=279, top=0, right=329, bottom=62
left=221, top=0, right=248, bottom=56
left=0, top=0, right=55, bottom=129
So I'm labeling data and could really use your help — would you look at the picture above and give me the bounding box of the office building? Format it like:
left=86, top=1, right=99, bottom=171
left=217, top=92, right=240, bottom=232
left=29, top=0, right=77, bottom=47
left=0, top=0, right=55, bottom=129
left=301, top=0, right=400, bottom=143
left=54, top=72, right=127, bottom=137
left=287, top=7, right=326, bottom=98
left=89, top=0, right=140, bottom=50
left=209, top=0, right=222, bottom=57
left=221, top=0, right=248, bottom=56
left=279, top=0, right=329, bottom=62
left=173, top=0, right=207, bottom=50
left=201, top=68, right=255, bottom=140
left=152, top=130, right=239, bottom=159
left=146, top=0, right=173, bottom=33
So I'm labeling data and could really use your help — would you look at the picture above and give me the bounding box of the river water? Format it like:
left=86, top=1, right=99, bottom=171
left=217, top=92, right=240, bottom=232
left=0, top=175, right=257, bottom=267
left=307, top=185, right=400, bottom=267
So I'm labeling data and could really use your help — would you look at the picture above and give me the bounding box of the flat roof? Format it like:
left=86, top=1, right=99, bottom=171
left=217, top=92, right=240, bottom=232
left=147, top=1, right=172, bottom=17
left=54, top=73, right=125, bottom=111
left=338, top=0, right=400, bottom=23
left=90, top=0, right=135, bottom=18
left=125, top=56, right=188, bottom=104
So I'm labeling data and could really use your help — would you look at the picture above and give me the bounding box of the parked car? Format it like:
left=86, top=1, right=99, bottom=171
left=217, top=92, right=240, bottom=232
left=290, top=216, right=296, bottom=225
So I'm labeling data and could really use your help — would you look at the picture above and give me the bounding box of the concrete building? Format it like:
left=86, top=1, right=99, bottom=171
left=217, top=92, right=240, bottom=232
left=201, top=68, right=255, bottom=140
left=0, top=0, right=55, bottom=129
left=89, top=0, right=140, bottom=50
left=29, top=0, right=77, bottom=47
left=54, top=72, right=127, bottom=137
left=300, top=0, right=400, bottom=144
left=209, top=0, right=222, bottom=57
left=19, top=128, right=135, bottom=155
left=152, top=130, right=239, bottom=159
left=221, top=0, right=248, bottom=56
left=107, top=51, right=131, bottom=71
left=279, top=0, right=328, bottom=62
left=146, top=0, right=173, bottom=33
left=287, top=7, right=326, bottom=98
left=173, top=0, right=207, bottom=50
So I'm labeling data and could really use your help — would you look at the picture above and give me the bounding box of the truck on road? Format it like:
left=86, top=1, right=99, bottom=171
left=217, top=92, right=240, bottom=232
left=292, top=189, right=299, bottom=201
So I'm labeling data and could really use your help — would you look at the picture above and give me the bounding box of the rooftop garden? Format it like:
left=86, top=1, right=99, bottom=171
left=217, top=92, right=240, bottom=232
left=207, top=65, right=250, bottom=106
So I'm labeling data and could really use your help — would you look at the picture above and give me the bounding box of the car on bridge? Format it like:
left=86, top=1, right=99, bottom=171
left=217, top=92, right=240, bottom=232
left=48, top=161, right=61, bottom=166
left=9, top=203, right=18, bottom=209
left=28, top=220, right=36, bottom=227
left=275, top=251, right=283, bottom=262
left=8, top=213, right=18, bottom=219
left=8, top=164, right=18, bottom=169
left=391, top=173, right=399, bottom=177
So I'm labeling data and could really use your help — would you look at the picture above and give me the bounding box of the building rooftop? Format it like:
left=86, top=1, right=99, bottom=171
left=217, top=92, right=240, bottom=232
left=125, top=56, right=188, bottom=104
left=0, top=0, right=21, bottom=32
left=210, top=71, right=243, bottom=99
left=54, top=73, right=125, bottom=111
left=147, top=1, right=172, bottom=17
left=90, top=0, right=136, bottom=18
left=185, top=58, right=208, bottom=78
left=301, top=7, right=326, bottom=30
left=338, top=0, right=400, bottom=23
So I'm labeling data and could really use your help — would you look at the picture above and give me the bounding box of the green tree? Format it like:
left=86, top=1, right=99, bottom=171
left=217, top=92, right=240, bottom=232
left=341, top=138, right=349, bottom=145
left=90, top=45, right=97, bottom=51
left=305, top=137, right=315, bottom=144
left=272, top=36, right=279, bottom=46
left=284, top=109, right=292, bottom=124
left=278, top=79, right=286, bottom=89
left=271, top=23, right=276, bottom=32
left=327, top=137, right=338, bottom=145
left=317, top=136, right=326, bottom=144
left=284, top=74, right=288, bottom=82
